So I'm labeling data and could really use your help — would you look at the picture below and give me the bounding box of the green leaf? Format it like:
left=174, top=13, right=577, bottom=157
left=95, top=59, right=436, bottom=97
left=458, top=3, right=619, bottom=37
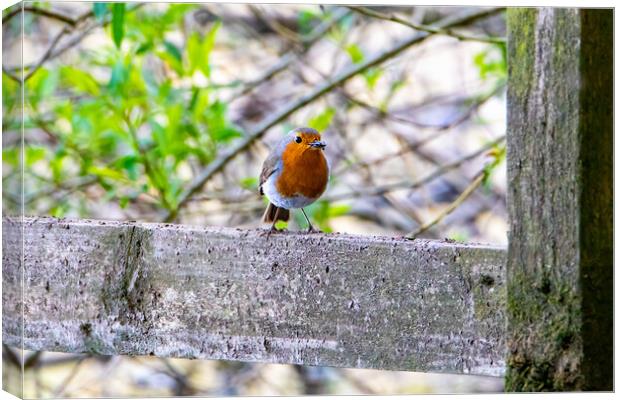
left=213, top=127, right=242, bottom=142
left=50, top=203, right=70, bottom=218
left=119, top=196, right=130, bottom=209
left=2, top=148, right=18, bottom=166
left=239, top=177, right=259, bottom=191
left=164, top=40, right=182, bottom=62
left=93, top=3, right=108, bottom=22
left=186, top=20, right=221, bottom=77
left=363, top=67, right=382, bottom=90
left=346, top=44, right=364, bottom=64
left=204, top=100, right=241, bottom=142
left=327, top=204, right=351, bottom=217
left=380, top=78, right=407, bottom=112
left=26, top=68, right=58, bottom=108
left=191, top=89, right=210, bottom=120
left=482, top=144, right=506, bottom=188
left=114, top=154, right=139, bottom=181
left=111, top=3, right=126, bottom=49
left=87, top=165, right=127, bottom=181
left=108, top=60, right=128, bottom=92
left=308, top=107, right=336, bottom=132
left=338, top=13, right=355, bottom=33
left=25, top=146, right=47, bottom=166
left=473, top=44, right=507, bottom=81
left=275, top=220, right=288, bottom=230
left=136, top=41, right=154, bottom=55
left=298, top=9, right=319, bottom=36
left=60, top=66, right=100, bottom=96
left=157, top=50, right=184, bottom=76
left=50, top=149, right=66, bottom=184
left=447, top=230, right=469, bottom=243
left=187, top=32, right=202, bottom=74
left=200, top=20, right=221, bottom=78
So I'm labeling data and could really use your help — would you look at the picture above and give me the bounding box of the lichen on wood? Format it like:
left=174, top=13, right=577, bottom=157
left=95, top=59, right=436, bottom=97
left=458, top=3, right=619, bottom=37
left=505, top=8, right=612, bottom=391
left=3, top=216, right=507, bottom=376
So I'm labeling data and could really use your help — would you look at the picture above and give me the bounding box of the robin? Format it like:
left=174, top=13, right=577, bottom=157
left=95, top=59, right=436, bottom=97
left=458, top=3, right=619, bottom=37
left=259, top=127, right=329, bottom=233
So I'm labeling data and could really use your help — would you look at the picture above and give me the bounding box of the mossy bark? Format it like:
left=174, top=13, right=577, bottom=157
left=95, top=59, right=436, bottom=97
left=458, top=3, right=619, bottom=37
left=505, top=8, right=612, bottom=391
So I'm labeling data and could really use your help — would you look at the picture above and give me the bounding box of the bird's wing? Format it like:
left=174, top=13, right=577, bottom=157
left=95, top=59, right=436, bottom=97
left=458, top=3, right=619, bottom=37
left=259, top=150, right=280, bottom=196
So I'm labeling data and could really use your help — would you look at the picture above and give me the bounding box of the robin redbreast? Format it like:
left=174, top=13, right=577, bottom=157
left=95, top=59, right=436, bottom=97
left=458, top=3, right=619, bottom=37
left=259, top=127, right=329, bottom=233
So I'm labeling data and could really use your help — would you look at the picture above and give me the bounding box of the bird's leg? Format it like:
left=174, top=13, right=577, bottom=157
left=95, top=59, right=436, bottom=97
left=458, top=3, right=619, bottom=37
left=265, top=207, right=281, bottom=239
left=301, top=208, right=320, bottom=233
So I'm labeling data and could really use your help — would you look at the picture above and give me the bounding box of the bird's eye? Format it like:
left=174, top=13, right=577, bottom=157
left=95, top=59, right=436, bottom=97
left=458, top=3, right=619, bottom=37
left=295, top=136, right=302, bottom=143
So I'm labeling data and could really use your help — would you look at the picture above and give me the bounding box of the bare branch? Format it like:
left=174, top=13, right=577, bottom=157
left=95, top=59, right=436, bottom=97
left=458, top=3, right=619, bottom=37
left=407, top=172, right=485, bottom=239
left=3, top=6, right=79, bottom=26
left=2, top=66, right=21, bottom=83
left=163, top=7, right=505, bottom=222
left=21, top=26, right=71, bottom=82
left=52, top=357, right=86, bottom=397
left=2, top=344, right=21, bottom=368
left=224, top=7, right=351, bottom=101
left=405, top=142, right=506, bottom=238
left=183, top=135, right=505, bottom=221
left=349, top=6, right=506, bottom=45
left=326, top=135, right=505, bottom=202
left=5, top=4, right=145, bottom=77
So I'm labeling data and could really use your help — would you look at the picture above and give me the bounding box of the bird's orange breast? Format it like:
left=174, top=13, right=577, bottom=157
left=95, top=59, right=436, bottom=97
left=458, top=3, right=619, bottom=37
left=276, top=142, right=328, bottom=199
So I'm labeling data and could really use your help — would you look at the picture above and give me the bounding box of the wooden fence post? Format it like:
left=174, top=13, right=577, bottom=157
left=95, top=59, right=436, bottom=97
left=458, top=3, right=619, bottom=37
left=505, top=8, right=612, bottom=391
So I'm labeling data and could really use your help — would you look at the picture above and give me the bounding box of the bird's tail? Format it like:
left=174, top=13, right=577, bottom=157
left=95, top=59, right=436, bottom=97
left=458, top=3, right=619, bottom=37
left=262, top=202, right=290, bottom=223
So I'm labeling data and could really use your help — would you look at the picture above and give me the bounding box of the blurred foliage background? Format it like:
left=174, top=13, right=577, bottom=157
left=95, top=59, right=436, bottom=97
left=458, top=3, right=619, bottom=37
left=3, top=1, right=507, bottom=396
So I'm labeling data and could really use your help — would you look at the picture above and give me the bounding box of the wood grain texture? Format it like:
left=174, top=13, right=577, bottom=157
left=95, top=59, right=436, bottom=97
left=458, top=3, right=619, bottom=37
left=2, top=217, right=24, bottom=399
left=3, top=217, right=506, bottom=376
left=505, top=8, right=612, bottom=391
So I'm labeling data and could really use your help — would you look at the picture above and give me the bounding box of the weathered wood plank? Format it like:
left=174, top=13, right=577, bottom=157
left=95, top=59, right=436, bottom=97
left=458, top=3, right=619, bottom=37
left=2, top=217, right=24, bottom=399
left=3, top=216, right=507, bottom=376
left=505, top=8, right=612, bottom=391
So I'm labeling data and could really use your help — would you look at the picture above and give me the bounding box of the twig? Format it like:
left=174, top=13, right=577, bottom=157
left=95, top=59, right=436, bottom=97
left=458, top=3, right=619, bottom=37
left=52, top=357, right=85, bottom=397
left=349, top=6, right=506, bottom=45
left=163, top=7, right=504, bottom=222
left=342, top=83, right=503, bottom=131
left=406, top=171, right=485, bottom=239
left=225, top=7, right=351, bottom=101
left=2, top=344, right=21, bottom=368
left=161, top=359, right=195, bottom=395
left=24, top=176, right=98, bottom=205
left=333, top=87, right=504, bottom=177
left=3, top=5, right=79, bottom=26
left=301, top=7, right=351, bottom=45
left=6, top=3, right=145, bottom=76
left=24, top=351, right=42, bottom=369
left=248, top=5, right=301, bottom=44
left=2, top=66, right=21, bottom=83
left=3, top=6, right=98, bottom=83
left=185, top=136, right=505, bottom=220
left=340, top=370, right=378, bottom=394
left=22, top=26, right=71, bottom=82
left=122, top=112, right=172, bottom=211
left=327, top=135, right=505, bottom=202
left=47, top=3, right=144, bottom=60
left=35, top=354, right=89, bottom=367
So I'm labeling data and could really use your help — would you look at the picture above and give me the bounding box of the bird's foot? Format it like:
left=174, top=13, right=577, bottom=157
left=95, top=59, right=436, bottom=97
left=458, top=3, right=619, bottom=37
left=261, top=226, right=285, bottom=239
left=306, top=224, right=322, bottom=234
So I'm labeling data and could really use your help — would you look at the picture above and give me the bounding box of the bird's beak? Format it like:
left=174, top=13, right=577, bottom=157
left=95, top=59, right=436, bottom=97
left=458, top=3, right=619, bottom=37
left=309, top=140, right=326, bottom=149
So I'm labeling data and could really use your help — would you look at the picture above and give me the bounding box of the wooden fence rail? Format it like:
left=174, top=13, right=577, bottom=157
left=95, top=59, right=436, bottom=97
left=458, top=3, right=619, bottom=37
left=3, top=216, right=507, bottom=377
